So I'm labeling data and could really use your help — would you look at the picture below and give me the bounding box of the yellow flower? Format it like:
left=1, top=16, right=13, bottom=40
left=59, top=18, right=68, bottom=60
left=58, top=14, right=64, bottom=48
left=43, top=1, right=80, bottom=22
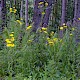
left=13, top=7, right=15, bottom=9
left=11, top=32, right=14, bottom=34
left=60, top=39, right=62, bottom=42
left=42, top=12, right=45, bottom=15
left=10, top=37, right=15, bottom=41
left=43, top=31, right=47, bottom=33
left=10, top=8, right=13, bottom=13
left=63, top=25, right=67, bottom=28
left=38, top=6, right=40, bottom=8
left=48, top=41, right=54, bottom=46
left=9, top=34, right=14, bottom=37
left=70, top=33, right=73, bottom=36
left=60, top=27, right=63, bottom=30
left=16, top=20, right=22, bottom=25
left=6, top=43, right=15, bottom=47
left=26, top=26, right=32, bottom=30
left=10, top=43, right=15, bottom=47
left=13, top=9, right=17, bottom=13
left=38, top=2, right=44, bottom=5
left=50, top=31, right=54, bottom=36
left=27, top=40, right=32, bottom=43
left=53, top=38, right=58, bottom=42
left=5, top=33, right=15, bottom=47
left=5, top=39, right=12, bottom=43
left=6, top=44, right=12, bottom=47
left=72, top=28, right=75, bottom=30
left=78, top=18, right=80, bottom=20
left=16, top=20, right=20, bottom=22
left=9, top=7, right=17, bottom=13
left=39, top=29, right=42, bottom=32
left=47, top=37, right=50, bottom=41
left=20, top=18, right=23, bottom=20
left=42, top=27, right=47, bottom=31
left=45, top=2, right=48, bottom=6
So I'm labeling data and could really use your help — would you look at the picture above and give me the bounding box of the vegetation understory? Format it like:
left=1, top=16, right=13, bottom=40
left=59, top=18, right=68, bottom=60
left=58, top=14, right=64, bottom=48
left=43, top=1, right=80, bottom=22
left=0, top=15, right=80, bottom=80
left=0, top=0, right=80, bottom=80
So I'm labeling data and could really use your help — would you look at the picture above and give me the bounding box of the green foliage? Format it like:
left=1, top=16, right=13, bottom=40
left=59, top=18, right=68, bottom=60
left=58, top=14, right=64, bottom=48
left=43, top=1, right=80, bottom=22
left=0, top=0, right=80, bottom=80
left=0, top=14, right=80, bottom=80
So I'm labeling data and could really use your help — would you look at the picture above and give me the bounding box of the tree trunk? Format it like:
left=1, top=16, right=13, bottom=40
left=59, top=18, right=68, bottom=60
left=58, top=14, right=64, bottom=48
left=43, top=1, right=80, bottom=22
left=0, top=1, right=2, bottom=22
left=32, top=0, right=53, bottom=31
left=14, top=0, right=16, bottom=6
left=0, top=0, right=6, bottom=33
left=42, top=0, right=53, bottom=27
left=60, top=0, right=67, bottom=38
left=61, top=0, right=67, bottom=25
left=20, top=0, right=23, bottom=19
left=32, top=0, right=44, bottom=31
left=73, top=0, right=77, bottom=25
left=73, top=0, right=80, bottom=43
left=25, top=0, right=28, bottom=26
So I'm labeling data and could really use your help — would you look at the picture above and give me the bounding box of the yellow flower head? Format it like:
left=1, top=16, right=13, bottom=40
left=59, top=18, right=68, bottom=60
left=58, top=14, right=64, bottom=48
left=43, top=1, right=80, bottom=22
left=38, top=2, right=44, bottom=5
left=60, top=27, right=63, bottom=30
left=16, top=20, right=22, bottom=25
left=27, top=40, right=32, bottom=43
left=78, top=18, right=80, bottom=20
left=43, top=31, right=48, bottom=34
left=53, top=38, right=58, bottom=42
left=72, top=28, right=75, bottom=31
left=45, top=2, right=48, bottom=6
left=10, top=37, right=15, bottom=41
left=41, top=27, right=47, bottom=31
left=11, top=32, right=14, bottom=34
left=39, top=29, right=42, bottom=32
left=5, top=33, right=15, bottom=47
left=13, top=9, right=17, bottom=13
left=63, top=25, right=67, bottom=28
left=48, top=41, right=54, bottom=46
left=13, top=7, right=15, bottom=9
left=6, top=44, right=12, bottom=47
left=60, top=39, right=62, bottom=42
left=10, top=43, right=15, bottom=47
left=26, top=25, right=32, bottom=30
left=10, top=8, right=13, bottom=13
left=47, top=37, right=50, bottom=41
left=6, top=43, right=15, bottom=47
left=42, top=12, right=45, bottom=15
left=50, top=31, right=54, bottom=36
left=70, top=33, right=73, bottom=36
left=20, top=18, right=23, bottom=20
left=5, top=39, right=12, bottom=43
left=9, top=34, right=14, bottom=37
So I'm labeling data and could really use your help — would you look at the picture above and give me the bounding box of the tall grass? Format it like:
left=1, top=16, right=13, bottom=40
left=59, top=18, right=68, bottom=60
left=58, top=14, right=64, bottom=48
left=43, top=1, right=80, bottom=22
left=0, top=14, right=80, bottom=80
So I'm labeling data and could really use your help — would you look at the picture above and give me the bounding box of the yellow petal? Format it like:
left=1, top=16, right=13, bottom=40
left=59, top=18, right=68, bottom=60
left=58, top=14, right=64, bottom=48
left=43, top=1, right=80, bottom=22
left=60, top=27, right=63, bottom=30
left=38, top=2, right=44, bottom=5
left=10, top=34, right=14, bottom=37
left=45, top=2, right=48, bottom=6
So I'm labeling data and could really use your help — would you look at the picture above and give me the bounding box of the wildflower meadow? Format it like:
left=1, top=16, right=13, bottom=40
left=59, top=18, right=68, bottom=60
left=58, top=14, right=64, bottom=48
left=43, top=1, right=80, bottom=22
left=0, top=0, right=80, bottom=80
